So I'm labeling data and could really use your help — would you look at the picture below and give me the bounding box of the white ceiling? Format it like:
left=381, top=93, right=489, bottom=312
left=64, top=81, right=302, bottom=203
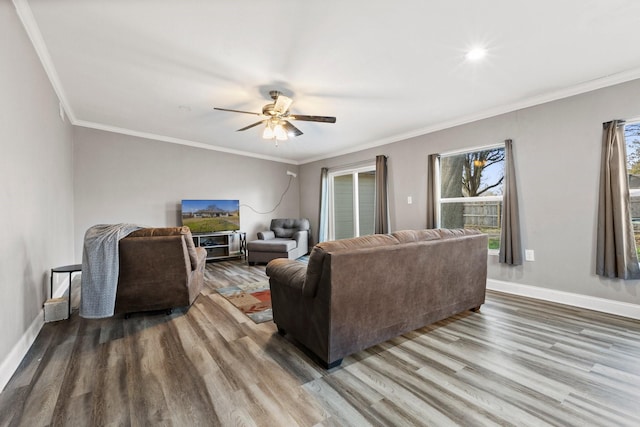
left=17, top=0, right=640, bottom=164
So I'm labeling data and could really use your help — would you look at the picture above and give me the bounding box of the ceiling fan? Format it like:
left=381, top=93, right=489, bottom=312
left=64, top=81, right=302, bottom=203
left=214, top=90, right=336, bottom=144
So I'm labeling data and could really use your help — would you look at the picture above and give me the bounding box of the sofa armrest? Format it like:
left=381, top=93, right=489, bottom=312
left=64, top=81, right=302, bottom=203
left=194, top=247, right=207, bottom=270
left=266, top=259, right=307, bottom=292
left=292, top=230, right=309, bottom=253
left=257, top=230, right=275, bottom=240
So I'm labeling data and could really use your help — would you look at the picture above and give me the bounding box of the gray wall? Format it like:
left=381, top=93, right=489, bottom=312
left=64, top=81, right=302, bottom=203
left=73, top=127, right=300, bottom=259
left=0, top=0, right=74, bottom=378
left=300, top=79, right=640, bottom=306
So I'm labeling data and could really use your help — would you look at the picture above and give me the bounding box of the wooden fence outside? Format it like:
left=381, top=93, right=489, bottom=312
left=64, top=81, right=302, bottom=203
left=463, top=201, right=501, bottom=228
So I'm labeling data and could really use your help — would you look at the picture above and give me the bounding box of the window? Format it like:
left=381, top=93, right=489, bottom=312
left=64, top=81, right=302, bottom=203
left=328, top=165, right=376, bottom=240
left=625, top=122, right=640, bottom=256
left=437, top=145, right=505, bottom=250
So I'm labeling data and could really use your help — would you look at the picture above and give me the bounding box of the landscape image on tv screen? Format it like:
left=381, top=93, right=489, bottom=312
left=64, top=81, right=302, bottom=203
left=181, top=199, right=240, bottom=233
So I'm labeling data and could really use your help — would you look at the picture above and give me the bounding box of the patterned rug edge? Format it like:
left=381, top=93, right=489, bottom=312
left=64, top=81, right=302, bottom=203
left=215, top=281, right=272, bottom=324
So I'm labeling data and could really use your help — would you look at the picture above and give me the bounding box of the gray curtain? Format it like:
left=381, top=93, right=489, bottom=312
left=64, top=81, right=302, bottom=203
left=318, top=167, right=329, bottom=243
left=375, top=155, right=390, bottom=234
left=426, top=154, right=438, bottom=229
left=596, top=120, right=640, bottom=279
left=499, top=139, right=523, bottom=265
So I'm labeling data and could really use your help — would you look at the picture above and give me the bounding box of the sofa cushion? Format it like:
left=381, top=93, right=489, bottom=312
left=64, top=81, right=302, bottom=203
left=128, top=226, right=187, bottom=237
left=271, top=218, right=310, bottom=238
left=438, top=228, right=482, bottom=239
left=182, top=230, right=200, bottom=270
left=248, top=238, right=297, bottom=253
left=127, top=226, right=199, bottom=270
left=257, top=230, right=275, bottom=240
left=273, top=227, right=296, bottom=238
left=315, top=234, right=398, bottom=253
left=303, top=234, right=399, bottom=297
left=392, top=229, right=442, bottom=243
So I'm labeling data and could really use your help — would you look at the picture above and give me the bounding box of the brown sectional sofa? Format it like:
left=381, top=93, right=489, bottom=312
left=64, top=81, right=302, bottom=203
left=266, top=228, right=488, bottom=368
left=114, top=226, right=206, bottom=315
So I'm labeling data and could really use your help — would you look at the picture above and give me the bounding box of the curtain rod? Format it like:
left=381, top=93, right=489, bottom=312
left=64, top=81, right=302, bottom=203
left=603, top=119, right=626, bottom=125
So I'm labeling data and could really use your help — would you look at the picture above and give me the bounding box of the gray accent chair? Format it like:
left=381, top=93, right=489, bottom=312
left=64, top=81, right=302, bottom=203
left=247, top=218, right=310, bottom=265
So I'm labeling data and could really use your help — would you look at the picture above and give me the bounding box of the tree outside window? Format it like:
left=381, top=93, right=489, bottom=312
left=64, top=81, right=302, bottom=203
left=439, top=146, right=505, bottom=249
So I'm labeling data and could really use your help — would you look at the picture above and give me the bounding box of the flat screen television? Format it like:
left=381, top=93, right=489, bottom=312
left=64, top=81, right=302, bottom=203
left=181, top=199, right=240, bottom=234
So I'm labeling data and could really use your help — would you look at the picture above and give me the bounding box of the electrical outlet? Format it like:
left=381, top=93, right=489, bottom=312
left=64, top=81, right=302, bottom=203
left=407, top=196, right=413, bottom=204
left=525, top=249, right=535, bottom=261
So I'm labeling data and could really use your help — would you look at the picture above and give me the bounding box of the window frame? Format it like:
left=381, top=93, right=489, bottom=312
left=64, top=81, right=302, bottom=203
left=327, top=163, right=376, bottom=240
left=626, top=120, right=640, bottom=198
left=624, top=120, right=640, bottom=259
left=436, top=142, right=505, bottom=254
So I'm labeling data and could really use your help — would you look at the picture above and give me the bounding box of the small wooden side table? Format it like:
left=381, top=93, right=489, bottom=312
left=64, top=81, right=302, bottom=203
left=50, top=264, right=82, bottom=319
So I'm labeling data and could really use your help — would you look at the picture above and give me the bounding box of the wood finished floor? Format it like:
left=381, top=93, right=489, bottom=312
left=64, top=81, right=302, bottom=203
left=1, top=260, right=639, bottom=427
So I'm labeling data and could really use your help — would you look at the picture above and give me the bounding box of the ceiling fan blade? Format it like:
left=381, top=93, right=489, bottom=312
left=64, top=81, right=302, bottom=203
left=214, top=107, right=262, bottom=116
left=282, top=120, right=303, bottom=137
left=289, top=114, right=336, bottom=123
left=237, top=120, right=265, bottom=131
left=274, top=95, right=293, bottom=114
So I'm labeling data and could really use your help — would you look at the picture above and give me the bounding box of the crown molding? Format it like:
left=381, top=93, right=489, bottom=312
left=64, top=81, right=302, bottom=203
left=12, top=0, right=75, bottom=122
left=74, top=120, right=299, bottom=165
left=14, top=0, right=640, bottom=166
left=299, top=67, right=640, bottom=164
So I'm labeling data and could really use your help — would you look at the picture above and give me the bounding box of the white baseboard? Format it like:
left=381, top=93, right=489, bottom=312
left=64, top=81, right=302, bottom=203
left=487, top=279, right=640, bottom=320
left=0, top=308, right=44, bottom=392
left=1, top=275, right=73, bottom=392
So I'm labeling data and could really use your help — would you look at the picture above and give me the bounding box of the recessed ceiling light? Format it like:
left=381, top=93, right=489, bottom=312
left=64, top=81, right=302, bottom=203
left=465, top=47, right=487, bottom=61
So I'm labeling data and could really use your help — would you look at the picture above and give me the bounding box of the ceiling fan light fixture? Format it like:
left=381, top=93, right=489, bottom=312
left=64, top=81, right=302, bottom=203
left=274, top=123, right=288, bottom=141
left=215, top=90, right=335, bottom=143
left=262, top=123, right=274, bottom=139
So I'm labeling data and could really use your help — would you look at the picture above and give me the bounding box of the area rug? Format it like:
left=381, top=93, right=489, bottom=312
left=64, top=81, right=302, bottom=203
left=215, top=281, right=272, bottom=323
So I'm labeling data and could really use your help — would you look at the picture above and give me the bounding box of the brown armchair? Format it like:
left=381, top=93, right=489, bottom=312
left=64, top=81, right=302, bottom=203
left=114, top=226, right=206, bottom=315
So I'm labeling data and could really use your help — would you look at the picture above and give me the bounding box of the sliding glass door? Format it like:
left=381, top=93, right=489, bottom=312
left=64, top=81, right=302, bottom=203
left=329, top=167, right=375, bottom=240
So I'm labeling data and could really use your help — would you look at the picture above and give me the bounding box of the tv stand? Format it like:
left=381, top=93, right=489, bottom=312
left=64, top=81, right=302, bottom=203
left=192, top=231, right=246, bottom=261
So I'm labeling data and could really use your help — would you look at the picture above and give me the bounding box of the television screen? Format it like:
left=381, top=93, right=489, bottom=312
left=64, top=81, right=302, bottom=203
left=181, top=199, right=240, bottom=233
